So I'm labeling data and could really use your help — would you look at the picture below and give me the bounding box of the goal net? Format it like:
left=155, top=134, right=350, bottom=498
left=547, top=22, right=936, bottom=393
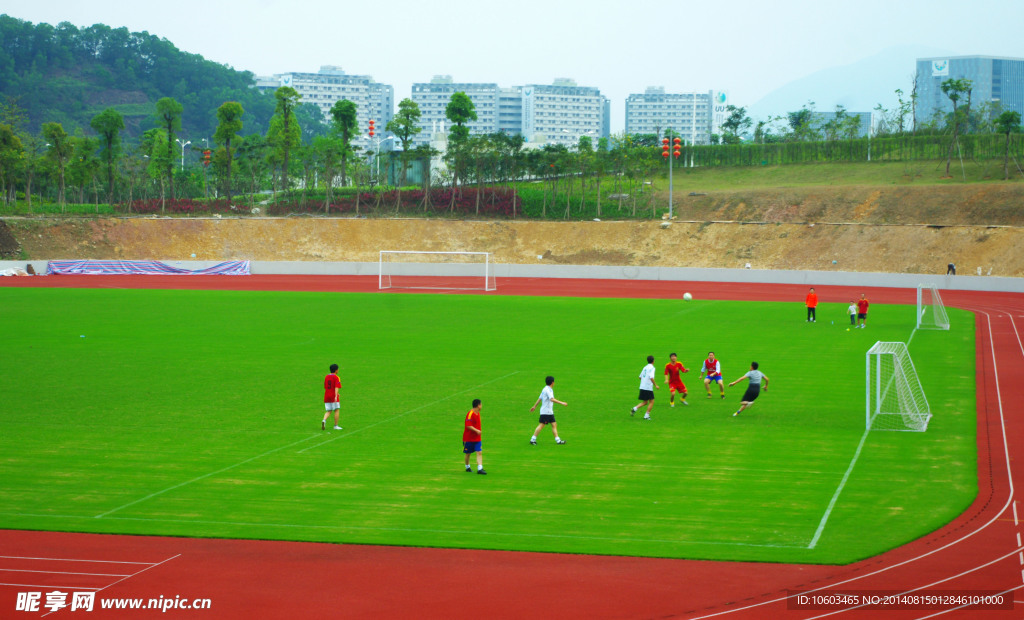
left=865, top=341, right=932, bottom=432
left=379, top=251, right=496, bottom=291
left=917, top=284, right=950, bottom=330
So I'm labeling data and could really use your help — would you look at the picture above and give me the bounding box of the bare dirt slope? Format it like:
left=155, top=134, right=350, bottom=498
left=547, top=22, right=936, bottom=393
left=4, top=184, right=1022, bottom=276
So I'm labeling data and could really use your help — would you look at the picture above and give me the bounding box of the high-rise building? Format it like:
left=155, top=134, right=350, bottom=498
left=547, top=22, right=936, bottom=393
left=915, top=56, right=1024, bottom=125
left=625, top=88, right=715, bottom=145
left=521, top=78, right=609, bottom=147
left=254, top=66, right=394, bottom=147
left=497, top=86, right=523, bottom=136
left=409, top=76, right=609, bottom=148
left=410, top=76, right=500, bottom=147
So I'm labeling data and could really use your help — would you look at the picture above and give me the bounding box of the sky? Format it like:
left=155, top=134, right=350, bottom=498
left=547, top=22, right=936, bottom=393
left=5, top=0, right=1024, bottom=131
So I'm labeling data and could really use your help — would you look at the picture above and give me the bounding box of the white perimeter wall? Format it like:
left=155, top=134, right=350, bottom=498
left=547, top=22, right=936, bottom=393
left=2, top=259, right=1021, bottom=293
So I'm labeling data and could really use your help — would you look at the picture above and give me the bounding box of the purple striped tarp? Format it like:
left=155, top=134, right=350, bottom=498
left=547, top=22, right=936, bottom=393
left=45, top=260, right=251, bottom=276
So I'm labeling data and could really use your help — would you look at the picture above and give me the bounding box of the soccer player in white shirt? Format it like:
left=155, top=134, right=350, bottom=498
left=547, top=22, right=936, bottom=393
left=630, top=355, right=659, bottom=420
left=530, top=375, right=567, bottom=445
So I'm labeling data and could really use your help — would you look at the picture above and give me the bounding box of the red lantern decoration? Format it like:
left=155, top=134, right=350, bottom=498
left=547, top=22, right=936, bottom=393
left=368, top=119, right=375, bottom=137
left=661, top=137, right=670, bottom=159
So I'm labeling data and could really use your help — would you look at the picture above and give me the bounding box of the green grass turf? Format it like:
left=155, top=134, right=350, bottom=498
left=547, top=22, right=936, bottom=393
left=0, top=287, right=975, bottom=564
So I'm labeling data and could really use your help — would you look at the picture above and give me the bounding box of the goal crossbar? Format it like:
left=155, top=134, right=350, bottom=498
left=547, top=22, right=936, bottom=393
left=379, top=251, right=496, bottom=291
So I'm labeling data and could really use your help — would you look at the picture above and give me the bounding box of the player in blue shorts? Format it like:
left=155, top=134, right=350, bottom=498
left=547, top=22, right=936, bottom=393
left=462, top=399, right=485, bottom=474
left=701, top=351, right=725, bottom=399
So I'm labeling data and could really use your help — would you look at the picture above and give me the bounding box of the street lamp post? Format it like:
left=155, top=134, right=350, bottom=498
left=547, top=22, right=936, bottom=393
left=175, top=138, right=191, bottom=171
left=373, top=136, right=394, bottom=182
left=661, top=134, right=681, bottom=219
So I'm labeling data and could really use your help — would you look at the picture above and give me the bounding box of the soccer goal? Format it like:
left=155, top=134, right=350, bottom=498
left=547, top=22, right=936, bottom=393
left=865, top=341, right=932, bottom=432
left=916, top=284, right=950, bottom=330
left=379, top=251, right=497, bottom=291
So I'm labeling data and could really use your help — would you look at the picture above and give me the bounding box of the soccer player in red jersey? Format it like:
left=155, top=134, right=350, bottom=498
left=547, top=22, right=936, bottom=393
left=856, top=294, right=870, bottom=328
left=463, top=399, right=485, bottom=475
left=805, top=287, right=818, bottom=322
left=664, top=353, right=689, bottom=407
left=322, top=363, right=342, bottom=431
left=701, top=351, right=725, bottom=399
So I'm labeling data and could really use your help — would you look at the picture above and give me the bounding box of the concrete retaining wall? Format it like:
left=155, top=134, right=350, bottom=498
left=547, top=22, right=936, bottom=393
left=2, top=259, right=1020, bottom=293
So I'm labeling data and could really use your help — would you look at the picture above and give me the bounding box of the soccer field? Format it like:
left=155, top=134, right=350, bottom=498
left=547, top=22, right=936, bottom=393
left=0, top=287, right=976, bottom=564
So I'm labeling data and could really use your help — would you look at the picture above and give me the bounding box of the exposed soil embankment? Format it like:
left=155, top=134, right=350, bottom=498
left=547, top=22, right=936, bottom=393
left=4, top=184, right=1023, bottom=277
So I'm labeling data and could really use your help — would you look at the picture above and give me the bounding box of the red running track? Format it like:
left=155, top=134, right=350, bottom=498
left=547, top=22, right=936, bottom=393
left=1, top=274, right=1022, bottom=619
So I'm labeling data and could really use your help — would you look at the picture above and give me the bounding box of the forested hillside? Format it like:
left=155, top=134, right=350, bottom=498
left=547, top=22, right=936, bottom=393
left=0, top=14, right=277, bottom=138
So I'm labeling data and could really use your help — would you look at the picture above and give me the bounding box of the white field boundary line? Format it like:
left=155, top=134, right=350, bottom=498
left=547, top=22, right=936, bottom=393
left=94, top=435, right=321, bottom=518
left=800, top=545, right=1024, bottom=619
left=95, top=372, right=519, bottom=515
left=915, top=584, right=1024, bottom=620
left=687, top=305, right=1019, bottom=619
left=0, top=569, right=132, bottom=577
left=0, top=512, right=806, bottom=550
left=807, top=428, right=870, bottom=549
left=0, top=556, right=152, bottom=565
left=0, top=583, right=102, bottom=590
left=296, top=371, right=521, bottom=454
left=40, top=554, right=180, bottom=619
left=806, top=319, right=921, bottom=549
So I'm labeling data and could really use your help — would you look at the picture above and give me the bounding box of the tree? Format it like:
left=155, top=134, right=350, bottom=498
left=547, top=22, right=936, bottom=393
left=67, top=133, right=100, bottom=207
left=142, top=128, right=171, bottom=211
left=19, top=131, right=46, bottom=212
left=940, top=78, right=972, bottom=177
left=329, top=99, right=358, bottom=188
left=995, top=110, right=1022, bottom=180
left=894, top=88, right=913, bottom=134
left=295, top=102, right=329, bottom=143
left=214, top=101, right=244, bottom=201
left=90, top=107, right=124, bottom=206
left=267, top=87, right=302, bottom=191
left=445, top=91, right=477, bottom=141
left=787, top=101, right=818, bottom=141
left=445, top=92, right=477, bottom=208
left=0, top=123, right=23, bottom=206
left=235, top=133, right=268, bottom=207
left=385, top=98, right=423, bottom=186
left=154, top=97, right=183, bottom=198
left=720, top=105, right=752, bottom=144
left=313, top=134, right=344, bottom=212
left=42, top=122, right=72, bottom=209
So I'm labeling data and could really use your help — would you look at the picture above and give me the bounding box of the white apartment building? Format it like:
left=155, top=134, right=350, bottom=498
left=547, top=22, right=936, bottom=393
left=254, top=66, right=394, bottom=148
left=408, top=76, right=609, bottom=148
left=625, top=87, right=717, bottom=145
left=522, top=78, right=609, bottom=147
left=497, top=86, right=523, bottom=136
left=410, top=76, right=500, bottom=147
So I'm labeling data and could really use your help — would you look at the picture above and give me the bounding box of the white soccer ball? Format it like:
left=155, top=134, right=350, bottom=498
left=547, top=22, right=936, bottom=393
left=683, top=292, right=693, bottom=301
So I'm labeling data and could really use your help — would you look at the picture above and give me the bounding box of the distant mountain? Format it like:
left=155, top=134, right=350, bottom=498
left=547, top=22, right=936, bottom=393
left=747, top=45, right=956, bottom=121
left=0, top=14, right=278, bottom=139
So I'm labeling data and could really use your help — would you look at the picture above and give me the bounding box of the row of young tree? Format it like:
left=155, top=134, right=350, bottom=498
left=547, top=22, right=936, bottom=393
left=1, top=80, right=1022, bottom=218
left=714, top=79, right=1023, bottom=178
left=0, top=88, right=664, bottom=218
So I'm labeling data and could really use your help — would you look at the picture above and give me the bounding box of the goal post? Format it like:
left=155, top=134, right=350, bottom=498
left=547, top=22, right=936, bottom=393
left=379, top=251, right=496, bottom=291
left=865, top=341, right=932, bottom=432
left=916, top=284, right=950, bottom=330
